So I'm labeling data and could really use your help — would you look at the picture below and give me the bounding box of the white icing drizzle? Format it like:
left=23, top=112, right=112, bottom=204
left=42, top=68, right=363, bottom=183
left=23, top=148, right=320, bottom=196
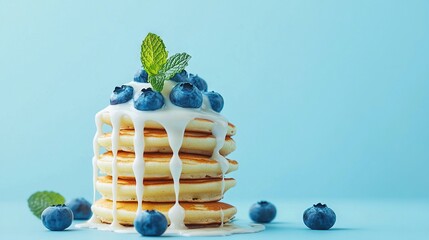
left=211, top=121, right=230, bottom=197
left=131, top=117, right=145, bottom=214
left=109, top=111, right=124, bottom=229
left=88, top=112, right=103, bottom=224
left=76, top=80, right=264, bottom=236
left=161, top=118, right=190, bottom=230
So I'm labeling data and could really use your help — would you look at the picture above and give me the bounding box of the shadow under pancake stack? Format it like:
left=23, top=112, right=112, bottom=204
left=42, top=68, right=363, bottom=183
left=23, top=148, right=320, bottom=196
left=88, top=80, right=239, bottom=230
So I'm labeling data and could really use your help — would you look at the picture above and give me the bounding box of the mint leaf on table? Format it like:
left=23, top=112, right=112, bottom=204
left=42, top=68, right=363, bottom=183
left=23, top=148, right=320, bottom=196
left=27, top=191, right=65, bottom=219
left=160, top=53, right=191, bottom=80
left=141, top=33, right=168, bottom=76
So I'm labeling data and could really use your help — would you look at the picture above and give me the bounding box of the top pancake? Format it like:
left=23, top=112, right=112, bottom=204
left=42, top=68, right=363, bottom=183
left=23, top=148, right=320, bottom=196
left=100, top=112, right=236, bottom=136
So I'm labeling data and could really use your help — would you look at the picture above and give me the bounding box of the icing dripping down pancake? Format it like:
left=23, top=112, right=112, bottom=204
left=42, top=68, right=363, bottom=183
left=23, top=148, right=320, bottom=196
left=97, top=151, right=238, bottom=179
left=100, top=112, right=237, bottom=136
left=92, top=199, right=236, bottom=226
left=97, top=129, right=236, bottom=156
left=96, top=176, right=236, bottom=202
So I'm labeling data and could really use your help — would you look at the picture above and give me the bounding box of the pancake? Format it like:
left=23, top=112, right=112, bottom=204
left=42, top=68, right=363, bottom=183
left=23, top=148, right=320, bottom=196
left=100, top=112, right=236, bottom=136
left=97, top=129, right=236, bottom=156
left=92, top=199, right=236, bottom=226
left=96, top=176, right=236, bottom=202
left=97, top=151, right=239, bottom=179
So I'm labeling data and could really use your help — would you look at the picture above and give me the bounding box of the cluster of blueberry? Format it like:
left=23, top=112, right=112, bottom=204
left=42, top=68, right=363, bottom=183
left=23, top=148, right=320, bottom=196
left=249, top=201, right=336, bottom=230
left=41, top=198, right=92, bottom=231
left=110, top=69, right=224, bottom=113
left=133, top=202, right=336, bottom=235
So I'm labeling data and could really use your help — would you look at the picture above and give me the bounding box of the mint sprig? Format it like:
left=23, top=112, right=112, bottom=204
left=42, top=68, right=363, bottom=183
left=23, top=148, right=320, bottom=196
left=141, top=33, right=191, bottom=92
left=28, top=191, right=65, bottom=218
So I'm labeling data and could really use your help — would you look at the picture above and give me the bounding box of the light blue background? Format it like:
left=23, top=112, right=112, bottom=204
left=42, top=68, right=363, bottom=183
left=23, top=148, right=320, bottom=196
left=1, top=0, right=428, bottom=239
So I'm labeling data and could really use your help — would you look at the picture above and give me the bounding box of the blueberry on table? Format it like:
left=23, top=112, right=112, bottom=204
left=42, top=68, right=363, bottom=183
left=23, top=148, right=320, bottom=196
left=169, top=82, right=203, bottom=108
left=249, top=201, right=277, bottom=223
left=303, top=203, right=336, bottom=230
left=41, top=204, right=73, bottom=231
left=171, top=70, right=189, bottom=82
left=134, top=69, right=149, bottom=83
left=66, top=198, right=92, bottom=220
left=188, top=74, right=208, bottom=92
left=134, top=88, right=165, bottom=111
left=110, top=85, right=134, bottom=105
left=205, top=91, right=224, bottom=112
left=134, top=210, right=168, bottom=236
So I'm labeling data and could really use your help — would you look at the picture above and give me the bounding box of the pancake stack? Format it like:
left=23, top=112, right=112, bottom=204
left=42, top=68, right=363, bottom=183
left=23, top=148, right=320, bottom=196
left=90, top=80, right=239, bottom=228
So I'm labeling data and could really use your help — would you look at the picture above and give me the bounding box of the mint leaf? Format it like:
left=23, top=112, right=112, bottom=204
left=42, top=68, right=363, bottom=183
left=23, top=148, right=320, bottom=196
left=148, top=74, right=166, bottom=92
left=28, top=191, right=65, bottom=218
left=161, top=53, right=192, bottom=80
left=141, top=33, right=168, bottom=76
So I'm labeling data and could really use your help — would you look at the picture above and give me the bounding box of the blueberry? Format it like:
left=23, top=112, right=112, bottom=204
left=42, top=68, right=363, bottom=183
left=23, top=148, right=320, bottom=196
left=169, top=82, right=203, bottom=108
left=205, top=91, right=224, bottom=112
left=303, top=203, right=336, bottom=230
left=188, top=74, right=208, bottom=92
left=41, top=204, right=73, bottom=231
left=134, top=69, right=149, bottom=83
left=171, top=70, right=189, bottom=82
left=110, top=85, right=134, bottom=105
left=66, top=198, right=92, bottom=220
left=134, top=210, right=168, bottom=236
left=134, top=88, right=165, bottom=111
left=249, top=201, right=276, bottom=223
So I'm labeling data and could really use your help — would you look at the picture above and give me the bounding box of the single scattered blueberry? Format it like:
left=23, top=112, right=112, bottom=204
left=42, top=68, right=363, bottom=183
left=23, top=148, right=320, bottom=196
left=66, top=198, right=92, bottom=220
left=134, top=210, right=168, bottom=236
left=171, top=70, right=189, bottom=82
left=41, top=204, right=73, bottom=231
left=134, top=69, right=149, bottom=83
left=110, top=85, right=134, bottom=105
left=169, top=82, right=203, bottom=108
left=188, top=74, right=208, bottom=92
left=303, top=203, right=336, bottom=230
left=134, top=88, right=165, bottom=111
left=249, top=201, right=277, bottom=223
left=205, top=91, right=224, bottom=112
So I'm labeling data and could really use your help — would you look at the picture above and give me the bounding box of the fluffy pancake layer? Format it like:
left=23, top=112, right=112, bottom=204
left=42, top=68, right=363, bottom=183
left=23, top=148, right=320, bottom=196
left=100, top=112, right=236, bottom=136
left=92, top=199, right=236, bottom=226
left=96, top=176, right=236, bottom=202
left=97, top=151, right=238, bottom=179
left=97, top=129, right=236, bottom=156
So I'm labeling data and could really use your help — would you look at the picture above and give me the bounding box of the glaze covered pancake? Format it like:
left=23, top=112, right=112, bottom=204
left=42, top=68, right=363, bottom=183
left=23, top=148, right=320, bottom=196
left=100, top=112, right=237, bottom=136
left=97, top=151, right=238, bottom=179
left=97, top=129, right=236, bottom=156
left=96, top=176, right=236, bottom=202
left=92, top=199, right=236, bottom=226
